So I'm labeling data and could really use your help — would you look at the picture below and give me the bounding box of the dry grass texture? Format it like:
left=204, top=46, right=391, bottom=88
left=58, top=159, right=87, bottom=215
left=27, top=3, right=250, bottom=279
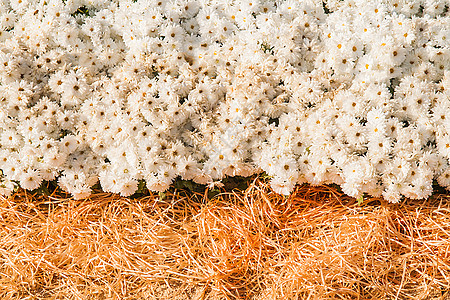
left=2, top=179, right=450, bottom=299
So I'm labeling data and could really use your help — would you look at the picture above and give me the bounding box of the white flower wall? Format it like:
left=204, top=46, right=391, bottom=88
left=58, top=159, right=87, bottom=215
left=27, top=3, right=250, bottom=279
left=0, top=0, right=449, bottom=201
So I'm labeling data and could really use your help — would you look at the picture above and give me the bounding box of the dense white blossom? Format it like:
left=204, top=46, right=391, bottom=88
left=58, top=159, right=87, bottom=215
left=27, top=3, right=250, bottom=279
left=0, top=0, right=448, bottom=201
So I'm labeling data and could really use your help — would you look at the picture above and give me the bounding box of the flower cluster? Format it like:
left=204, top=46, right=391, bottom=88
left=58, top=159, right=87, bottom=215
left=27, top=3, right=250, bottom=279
left=0, top=0, right=449, bottom=202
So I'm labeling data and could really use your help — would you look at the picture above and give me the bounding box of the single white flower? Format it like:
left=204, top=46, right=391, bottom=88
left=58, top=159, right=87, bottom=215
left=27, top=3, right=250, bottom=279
left=19, top=168, right=42, bottom=191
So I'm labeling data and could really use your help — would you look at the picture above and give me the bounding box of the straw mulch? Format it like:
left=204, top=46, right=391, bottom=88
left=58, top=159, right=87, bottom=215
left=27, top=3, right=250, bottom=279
left=1, top=178, right=450, bottom=300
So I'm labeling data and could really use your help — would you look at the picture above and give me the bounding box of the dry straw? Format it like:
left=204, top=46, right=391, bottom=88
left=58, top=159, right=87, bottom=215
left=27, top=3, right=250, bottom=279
left=1, top=177, right=450, bottom=299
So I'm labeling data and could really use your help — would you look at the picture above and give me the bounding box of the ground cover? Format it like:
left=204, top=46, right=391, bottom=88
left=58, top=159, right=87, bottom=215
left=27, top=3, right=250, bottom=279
left=2, top=180, right=450, bottom=299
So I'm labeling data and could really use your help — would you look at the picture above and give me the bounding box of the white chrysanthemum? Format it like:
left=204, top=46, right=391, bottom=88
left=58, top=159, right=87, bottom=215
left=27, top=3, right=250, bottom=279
left=341, top=180, right=362, bottom=198
left=382, top=185, right=402, bottom=203
left=118, top=178, right=139, bottom=197
left=145, top=173, right=171, bottom=192
left=19, top=168, right=42, bottom=191
left=270, top=175, right=296, bottom=196
left=0, top=178, right=15, bottom=197
left=43, top=147, right=66, bottom=168
left=437, top=170, right=450, bottom=189
left=71, top=184, right=93, bottom=200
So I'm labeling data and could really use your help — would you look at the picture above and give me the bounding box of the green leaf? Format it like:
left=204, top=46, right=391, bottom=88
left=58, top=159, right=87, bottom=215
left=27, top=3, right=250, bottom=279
left=71, top=6, right=90, bottom=18
left=158, top=191, right=166, bottom=201
left=356, top=195, right=364, bottom=205
left=13, top=181, right=20, bottom=193
left=208, top=188, right=220, bottom=199
left=260, top=172, right=272, bottom=180
left=260, top=41, right=275, bottom=54
left=136, top=180, right=146, bottom=194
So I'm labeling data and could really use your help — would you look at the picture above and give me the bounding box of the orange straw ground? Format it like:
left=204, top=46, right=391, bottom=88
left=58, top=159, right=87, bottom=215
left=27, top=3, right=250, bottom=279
left=1, top=177, right=450, bottom=299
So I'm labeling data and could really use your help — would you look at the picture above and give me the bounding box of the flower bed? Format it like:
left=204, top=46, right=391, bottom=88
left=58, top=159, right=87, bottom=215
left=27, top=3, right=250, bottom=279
left=0, top=0, right=449, bottom=201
